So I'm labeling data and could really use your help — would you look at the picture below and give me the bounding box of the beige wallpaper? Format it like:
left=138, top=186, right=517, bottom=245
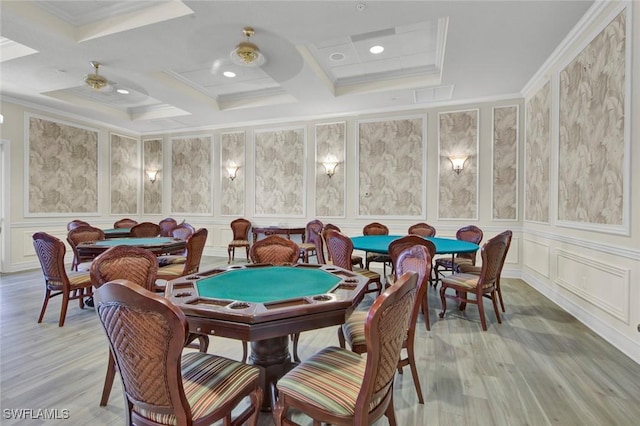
left=28, top=115, right=99, bottom=214
left=110, top=134, right=139, bottom=215
left=438, top=110, right=478, bottom=219
left=558, top=10, right=626, bottom=226
left=492, top=105, right=519, bottom=220
left=525, top=82, right=550, bottom=223
left=171, top=136, right=212, bottom=214
left=315, top=122, right=345, bottom=217
left=254, top=128, right=305, bottom=216
left=220, top=131, right=245, bottom=216
left=143, top=138, right=162, bottom=214
left=358, top=117, right=424, bottom=216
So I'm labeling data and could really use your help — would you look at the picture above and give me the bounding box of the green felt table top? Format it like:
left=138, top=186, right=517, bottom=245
left=92, top=237, right=177, bottom=247
left=195, top=266, right=342, bottom=303
left=351, top=235, right=479, bottom=255
left=103, top=228, right=131, bottom=234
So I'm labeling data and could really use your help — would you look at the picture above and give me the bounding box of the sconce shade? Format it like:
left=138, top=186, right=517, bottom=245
left=449, top=156, right=467, bottom=174
left=226, top=165, right=240, bottom=181
left=146, top=169, right=159, bottom=183
left=322, top=161, right=338, bottom=178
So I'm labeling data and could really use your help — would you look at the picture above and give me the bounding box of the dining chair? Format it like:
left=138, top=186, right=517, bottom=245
left=388, top=234, right=437, bottom=329
left=32, top=232, right=93, bottom=327
left=158, top=217, right=178, bottom=237
left=245, top=235, right=301, bottom=362
left=339, top=246, right=431, bottom=404
left=363, top=222, right=392, bottom=275
left=227, top=218, right=251, bottom=263
left=324, top=229, right=382, bottom=297
left=90, top=245, right=209, bottom=407
left=298, top=219, right=324, bottom=263
left=129, top=221, right=161, bottom=237
left=67, top=219, right=91, bottom=231
left=407, top=222, right=437, bottom=237
left=433, top=225, right=483, bottom=285
left=439, top=230, right=512, bottom=331
left=156, top=228, right=209, bottom=291
left=157, top=224, right=194, bottom=267
left=113, top=218, right=138, bottom=228
left=94, top=280, right=262, bottom=426
left=273, top=271, right=418, bottom=425
left=322, top=224, right=363, bottom=268
left=67, top=225, right=106, bottom=271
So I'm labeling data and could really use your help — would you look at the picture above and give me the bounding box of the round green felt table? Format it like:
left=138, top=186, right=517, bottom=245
left=195, top=266, right=341, bottom=303
left=92, top=237, right=176, bottom=246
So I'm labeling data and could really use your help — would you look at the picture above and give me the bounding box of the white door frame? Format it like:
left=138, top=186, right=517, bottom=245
left=0, top=139, right=10, bottom=273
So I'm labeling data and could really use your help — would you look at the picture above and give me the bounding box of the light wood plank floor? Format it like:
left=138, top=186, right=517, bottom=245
left=2, top=257, right=639, bottom=425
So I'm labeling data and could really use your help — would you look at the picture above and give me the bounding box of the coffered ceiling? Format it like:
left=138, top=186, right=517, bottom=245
left=0, top=1, right=593, bottom=134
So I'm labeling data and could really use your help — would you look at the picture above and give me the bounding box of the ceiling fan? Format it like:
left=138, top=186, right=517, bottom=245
left=83, top=61, right=113, bottom=91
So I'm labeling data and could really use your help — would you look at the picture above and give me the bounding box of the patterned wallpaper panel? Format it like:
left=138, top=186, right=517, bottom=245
left=525, top=82, right=550, bottom=223
left=358, top=117, right=424, bottom=216
left=254, top=128, right=305, bottom=216
left=220, top=131, right=245, bottom=216
left=492, top=105, right=519, bottom=220
left=28, top=115, right=98, bottom=214
left=315, top=122, right=345, bottom=217
left=143, top=139, right=162, bottom=214
left=558, top=10, right=626, bottom=226
left=438, top=110, right=478, bottom=219
left=171, top=136, right=212, bottom=214
left=110, top=134, right=139, bottom=215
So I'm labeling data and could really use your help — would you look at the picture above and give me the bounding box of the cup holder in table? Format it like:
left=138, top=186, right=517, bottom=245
left=229, top=302, right=251, bottom=310
left=344, top=278, right=358, bottom=283
left=312, top=295, right=333, bottom=302
left=174, top=292, right=192, bottom=298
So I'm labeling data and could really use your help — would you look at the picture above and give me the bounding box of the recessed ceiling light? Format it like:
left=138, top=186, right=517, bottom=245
left=369, top=45, right=384, bottom=54
left=223, top=71, right=236, bottom=78
left=116, top=88, right=130, bottom=94
left=329, top=52, right=345, bottom=62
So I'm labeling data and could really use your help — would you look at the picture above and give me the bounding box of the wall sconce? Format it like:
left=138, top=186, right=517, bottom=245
left=449, top=156, right=467, bottom=175
left=226, top=165, right=240, bottom=181
left=146, top=169, right=159, bottom=183
left=321, top=156, right=340, bottom=178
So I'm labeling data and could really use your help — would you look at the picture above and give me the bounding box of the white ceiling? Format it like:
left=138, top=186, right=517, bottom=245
left=0, top=0, right=594, bottom=134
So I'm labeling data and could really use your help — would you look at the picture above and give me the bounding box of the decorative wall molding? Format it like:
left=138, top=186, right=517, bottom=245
left=169, top=135, right=212, bottom=214
left=254, top=126, right=306, bottom=217
left=555, top=249, right=630, bottom=323
left=491, top=105, right=519, bottom=221
left=437, top=109, right=478, bottom=220
left=315, top=121, right=346, bottom=218
left=220, top=131, right=245, bottom=216
left=522, top=237, right=550, bottom=278
left=25, top=113, right=100, bottom=216
left=143, top=138, right=162, bottom=214
left=110, top=132, right=139, bottom=215
left=356, top=115, right=425, bottom=218
left=524, top=81, right=550, bottom=223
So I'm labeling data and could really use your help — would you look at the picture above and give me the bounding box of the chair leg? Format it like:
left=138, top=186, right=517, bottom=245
left=422, top=292, right=430, bottom=331
left=337, top=326, right=346, bottom=349
left=245, top=246, right=250, bottom=262
left=385, top=392, right=398, bottom=426
left=196, top=334, right=209, bottom=352
left=100, top=351, right=116, bottom=406
left=228, top=246, right=233, bottom=263
left=38, top=290, right=51, bottom=323
left=241, top=340, right=248, bottom=363
left=497, top=276, right=505, bottom=312
left=477, top=295, right=487, bottom=331
left=407, top=344, right=424, bottom=404
left=58, top=292, right=70, bottom=327
left=491, top=292, right=502, bottom=324
left=291, top=333, right=301, bottom=362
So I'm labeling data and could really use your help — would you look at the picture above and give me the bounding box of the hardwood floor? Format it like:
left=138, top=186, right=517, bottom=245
left=1, top=257, right=639, bottom=425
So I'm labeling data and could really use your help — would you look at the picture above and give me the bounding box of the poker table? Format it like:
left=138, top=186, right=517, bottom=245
left=76, top=237, right=185, bottom=257
left=164, top=263, right=369, bottom=410
left=351, top=235, right=479, bottom=255
left=102, top=227, right=131, bottom=238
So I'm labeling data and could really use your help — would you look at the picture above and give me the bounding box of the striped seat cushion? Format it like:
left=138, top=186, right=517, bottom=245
left=76, top=261, right=93, bottom=272
left=157, top=255, right=187, bottom=266
left=299, top=242, right=315, bottom=250
left=229, top=239, right=249, bottom=247
left=354, top=268, right=380, bottom=282
left=441, top=273, right=480, bottom=289
left=134, top=352, right=260, bottom=424
left=156, top=263, right=185, bottom=277
left=277, top=346, right=366, bottom=416
left=67, top=270, right=91, bottom=288
left=457, top=264, right=481, bottom=274
left=341, top=311, right=368, bottom=348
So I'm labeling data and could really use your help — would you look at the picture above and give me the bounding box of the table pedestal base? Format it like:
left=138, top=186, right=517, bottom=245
left=249, top=336, right=296, bottom=411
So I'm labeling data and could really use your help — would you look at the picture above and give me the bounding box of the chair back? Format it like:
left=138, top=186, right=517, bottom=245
left=67, top=226, right=106, bottom=270
left=130, top=222, right=161, bottom=238
left=456, top=225, right=484, bottom=263
left=159, top=218, right=178, bottom=237
left=113, top=218, right=138, bottom=229
left=304, top=219, right=325, bottom=264
left=249, top=235, right=299, bottom=265
left=94, top=280, right=192, bottom=423
left=171, top=224, right=195, bottom=241
left=182, top=228, right=209, bottom=275
left=230, top=218, right=251, bottom=241
left=90, top=246, right=159, bottom=291
left=321, top=224, right=341, bottom=262
left=67, top=220, right=90, bottom=231
left=395, top=246, right=432, bottom=329
left=363, top=222, right=389, bottom=236
left=324, top=229, right=354, bottom=271
left=33, top=232, right=70, bottom=287
left=477, top=230, right=512, bottom=291
left=388, top=235, right=436, bottom=272
left=407, top=222, right=436, bottom=237
left=357, top=271, right=417, bottom=420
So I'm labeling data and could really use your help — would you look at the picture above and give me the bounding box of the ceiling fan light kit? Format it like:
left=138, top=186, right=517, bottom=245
left=230, top=27, right=265, bottom=67
left=83, top=61, right=109, bottom=90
